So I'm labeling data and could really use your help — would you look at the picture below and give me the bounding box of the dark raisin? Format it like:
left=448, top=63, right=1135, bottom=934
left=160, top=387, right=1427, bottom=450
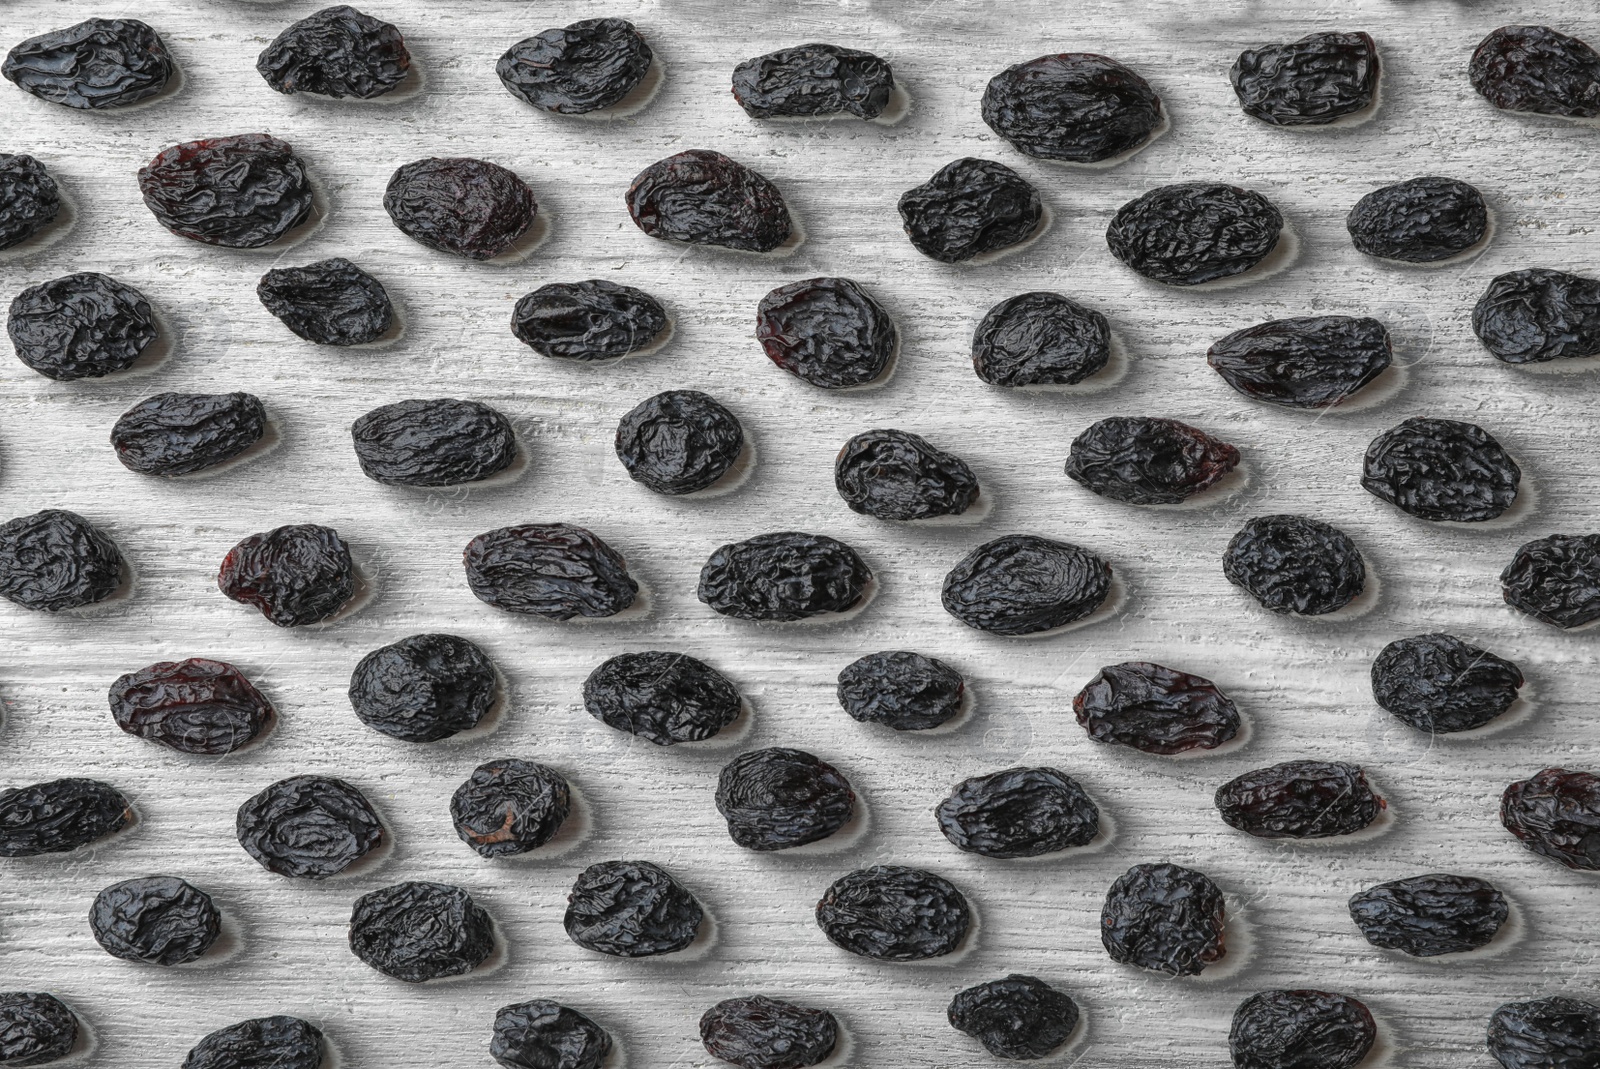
left=941, top=534, right=1112, bottom=636
left=971, top=292, right=1111, bottom=387
left=756, top=277, right=895, bottom=389
left=512, top=280, right=667, bottom=361
left=351, top=399, right=516, bottom=487
left=1487, top=996, right=1600, bottom=1069
left=948, top=974, right=1079, bottom=1060
left=257, top=258, right=392, bottom=346
left=111, top=393, right=267, bottom=477
left=898, top=158, right=1042, bottom=264
left=236, top=774, right=383, bottom=879
left=1501, top=534, right=1600, bottom=629
left=0, top=154, right=60, bottom=251
left=815, top=865, right=970, bottom=962
left=583, top=651, right=741, bottom=745
left=3, top=19, right=173, bottom=110
left=496, top=18, right=652, bottom=114
left=1501, top=767, right=1600, bottom=871
left=257, top=5, right=408, bottom=99
left=1208, top=315, right=1392, bottom=409
left=451, top=759, right=570, bottom=859
left=563, top=860, right=703, bottom=957
left=137, top=134, right=313, bottom=249
left=1472, top=268, right=1600, bottom=365
left=716, top=748, right=854, bottom=852
left=626, top=150, right=792, bottom=253
left=1223, top=514, right=1365, bottom=616
left=349, top=633, right=497, bottom=742
left=1471, top=26, right=1600, bottom=117
left=464, top=523, right=637, bottom=620
left=1230, top=990, right=1376, bottom=1069
left=1229, top=32, right=1379, bottom=126
left=0, top=991, right=78, bottom=1066
left=492, top=1000, right=610, bottom=1069
left=1100, top=862, right=1225, bottom=976
left=1072, top=661, right=1240, bottom=755
left=1371, top=633, right=1524, bottom=734
left=982, top=53, right=1162, bottom=162
left=698, top=532, right=871, bottom=622
left=1215, top=760, right=1384, bottom=839
left=835, top=429, right=978, bottom=520
left=1107, top=182, right=1283, bottom=286
left=88, top=876, right=220, bottom=966
left=733, top=44, right=893, bottom=120
left=1065, top=416, right=1240, bottom=505
left=935, top=767, right=1099, bottom=859
left=108, top=657, right=273, bottom=755
left=1347, top=177, right=1489, bottom=262
left=182, top=1016, right=324, bottom=1069
left=348, top=881, right=496, bottom=983
left=217, top=524, right=355, bottom=627
left=0, top=778, right=130, bottom=857
left=0, top=509, right=124, bottom=612
left=384, top=157, right=536, bottom=260
left=1348, top=873, right=1508, bottom=957
left=701, top=996, right=838, bottom=1069
left=615, top=390, right=743, bottom=495
left=1363, top=418, right=1520, bottom=522
left=8, top=272, right=157, bottom=381
left=837, top=650, right=964, bottom=731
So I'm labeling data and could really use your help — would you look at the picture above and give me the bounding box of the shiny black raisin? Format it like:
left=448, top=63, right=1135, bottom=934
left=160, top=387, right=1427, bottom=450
left=236, top=774, right=383, bottom=879
left=1100, top=862, right=1225, bottom=976
left=349, top=633, right=497, bottom=742
left=1107, top=182, right=1283, bottom=286
left=256, top=5, right=409, bottom=99
left=111, top=392, right=267, bottom=477
left=1208, top=315, right=1392, bottom=409
left=733, top=44, right=893, bottom=120
left=89, top=876, right=220, bottom=966
left=512, top=280, right=667, bottom=361
left=942, top=534, right=1112, bottom=635
left=935, top=766, right=1099, bottom=859
left=351, top=398, right=517, bottom=487
left=626, top=150, right=792, bottom=253
left=1501, top=534, right=1600, bottom=629
left=4, top=18, right=173, bottom=109
left=971, top=292, right=1110, bottom=387
left=1501, top=767, right=1600, bottom=871
left=451, top=759, right=570, bottom=859
left=1072, top=661, right=1240, bottom=755
left=1371, top=633, right=1524, bottom=734
left=837, top=650, right=964, bottom=731
left=835, top=429, right=978, bottom=520
left=1223, top=514, right=1365, bottom=616
left=1363, top=418, right=1520, bottom=522
left=257, top=258, right=392, bottom=346
left=1215, top=760, right=1383, bottom=839
left=717, top=748, right=854, bottom=851
left=583, top=651, right=741, bottom=745
left=698, top=532, right=871, bottom=622
left=1065, top=416, right=1239, bottom=505
left=1471, top=26, right=1600, bottom=117
left=948, top=974, right=1079, bottom=1060
left=563, top=860, right=703, bottom=957
left=182, top=1016, right=324, bottom=1069
left=1348, top=873, right=1507, bottom=957
left=384, top=157, right=537, bottom=260
left=0, top=778, right=130, bottom=857
left=898, top=157, right=1042, bottom=264
left=0, top=991, right=78, bottom=1066
left=108, top=657, right=273, bottom=755
left=982, top=53, right=1162, bottom=162
left=1347, top=177, right=1488, bottom=262
left=1487, top=996, right=1600, bottom=1069
left=348, top=881, right=496, bottom=983
left=815, top=865, right=970, bottom=962
left=615, top=390, right=744, bottom=495
left=0, top=154, right=60, bottom=250
left=756, top=277, right=895, bottom=389
left=492, top=1000, right=611, bottom=1069
left=0, top=509, right=124, bottom=612
left=464, top=523, right=637, bottom=620
left=218, top=524, right=355, bottom=627
left=1472, top=269, right=1600, bottom=365
left=137, top=135, right=313, bottom=248
left=496, top=18, right=652, bottom=114
left=1230, top=990, right=1375, bottom=1069
left=1230, top=32, right=1379, bottom=126
left=701, top=996, right=838, bottom=1069
left=8, top=272, right=157, bottom=381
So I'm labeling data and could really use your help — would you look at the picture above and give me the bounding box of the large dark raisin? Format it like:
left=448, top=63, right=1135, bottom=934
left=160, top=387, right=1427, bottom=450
left=1347, top=177, right=1489, bottom=262
left=451, top=759, right=570, bottom=859
left=835, top=429, right=978, bottom=520
left=1363, top=418, right=1520, bottom=522
left=88, top=876, right=220, bottom=966
left=982, top=53, right=1162, bottom=162
left=1107, top=182, right=1283, bottom=286
left=837, top=650, right=964, bottom=731
left=1472, top=269, right=1600, bottom=365
left=351, top=399, right=516, bottom=487
left=384, top=157, right=536, bottom=260
left=936, top=767, right=1099, bottom=859
left=182, top=1016, right=324, bottom=1069
left=1072, top=661, right=1240, bottom=755
left=1348, top=873, right=1508, bottom=957
left=349, top=633, right=497, bottom=742
left=236, top=774, right=383, bottom=879
left=1471, top=26, right=1600, bottom=117
left=512, top=280, right=667, bottom=361
left=716, top=748, right=854, bottom=851
left=257, top=258, right=392, bottom=346
left=1100, top=862, right=1225, bottom=976
left=701, top=996, right=838, bottom=1069
left=1487, top=996, right=1600, bottom=1069
left=948, top=975, right=1079, bottom=1060
left=8, top=273, right=157, bottom=381
left=815, top=866, right=970, bottom=962
left=111, top=393, right=267, bottom=477
left=108, top=657, right=273, bottom=755
left=464, top=523, right=637, bottom=620
left=1229, top=32, right=1379, bottom=126
left=3, top=19, right=173, bottom=110
left=0, top=510, right=124, bottom=612
left=698, top=532, right=871, bottom=622
left=348, top=881, right=495, bottom=983
left=756, top=277, right=895, bottom=389
left=0, top=991, right=78, bottom=1066
left=1208, top=315, right=1392, bottom=409
left=971, top=292, right=1110, bottom=387
left=496, top=18, right=652, bottom=114
left=733, top=44, right=893, bottom=120
left=1501, top=534, right=1600, bottom=629
left=257, top=5, right=408, bottom=99
left=583, top=651, right=741, bottom=745
left=1372, top=633, right=1524, bottom=734
left=137, top=135, right=313, bottom=249
left=615, top=390, right=743, bottom=495
left=898, top=158, right=1042, bottom=264
left=563, top=860, right=703, bottom=957
left=1065, top=417, right=1239, bottom=505
left=942, top=534, right=1112, bottom=636
left=0, top=155, right=60, bottom=251
left=1230, top=990, right=1376, bottom=1069
left=1223, top=514, right=1365, bottom=616
left=218, top=524, right=355, bottom=627
left=0, top=778, right=130, bottom=857
left=1501, top=767, right=1600, bottom=871
left=492, top=1000, right=610, bottom=1069
left=626, top=150, right=792, bottom=253
left=1215, top=760, right=1384, bottom=839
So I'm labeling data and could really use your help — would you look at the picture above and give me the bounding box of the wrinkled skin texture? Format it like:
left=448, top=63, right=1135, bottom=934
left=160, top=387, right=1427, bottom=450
left=0, top=509, right=124, bottom=612
left=0, top=992, right=78, bottom=1067
left=89, top=876, right=220, bottom=966
left=716, top=748, right=854, bottom=851
left=615, top=390, right=743, bottom=495
left=698, top=532, right=871, bottom=622
left=971, top=292, right=1111, bottom=386
left=348, top=881, right=495, bottom=983
left=351, top=398, right=517, bottom=487
left=700, top=996, right=838, bottom=1069
left=1472, top=269, right=1600, bottom=365
left=1501, top=534, right=1600, bottom=628
left=1065, top=416, right=1239, bottom=505
left=1101, top=863, right=1225, bottom=976
left=384, top=157, right=536, bottom=260
left=757, top=277, right=895, bottom=389
left=564, top=860, right=703, bottom=957
left=1107, top=182, right=1283, bottom=285
left=236, top=774, right=383, bottom=879
left=1501, top=768, right=1600, bottom=871
left=218, top=524, right=355, bottom=627
left=627, top=150, right=792, bottom=252
left=583, top=651, right=741, bottom=745
left=1072, top=661, right=1240, bottom=755
left=1471, top=26, right=1600, bottom=117
left=512, top=280, right=667, bottom=361
left=348, top=633, right=497, bottom=742
left=982, top=53, right=1162, bottom=162
left=1229, top=32, right=1379, bottom=125
left=733, top=44, right=893, bottom=120
left=936, top=767, right=1099, bottom=859
left=1488, top=997, right=1600, bottom=1069
left=1208, top=315, right=1392, bottom=409
left=1229, top=990, right=1376, bottom=1069
left=1223, top=514, right=1365, bottom=616
left=1372, top=633, right=1524, bottom=734
left=464, top=523, right=637, bottom=620
left=942, top=534, right=1112, bottom=635
left=1347, top=177, right=1489, bottom=262
left=0, top=778, right=130, bottom=857
left=899, top=157, right=1042, bottom=263
left=1215, top=760, right=1384, bottom=839
left=1348, top=873, right=1508, bottom=957
left=3, top=18, right=173, bottom=110
left=9, top=272, right=156, bottom=381
left=109, top=657, right=273, bottom=755
left=496, top=18, right=651, bottom=114
left=492, top=1000, right=611, bottom=1069
left=111, top=392, right=267, bottom=477
left=836, top=429, right=978, bottom=520
left=257, top=5, right=409, bottom=99
left=815, top=866, right=970, bottom=962
left=137, top=134, right=313, bottom=248
left=837, top=650, right=964, bottom=731
left=182, top=1016, right=324, bottom=1069
left=1363, top=417, right=1520, bottom=521
left=451, top=759, right=570, bottom=859
left=0, top=155, right=60, bottom=250
left=947, top=974, right=1079, bottom=1060
left=257, top=258, right=392, bottom=346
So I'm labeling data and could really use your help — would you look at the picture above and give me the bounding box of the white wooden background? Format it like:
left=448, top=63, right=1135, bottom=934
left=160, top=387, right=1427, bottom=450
left=2, top=1, right=1597, bottom=1065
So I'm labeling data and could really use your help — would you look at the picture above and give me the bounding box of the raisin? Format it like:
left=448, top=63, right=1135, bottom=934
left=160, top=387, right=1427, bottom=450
left=3, top=19, right=173, bottom=110
left=512, top=280, right=667, bottom=361
left=464, top=523, right=637, bottom=620
left=348, top=881, right=495, bottom=983
left=1471, top=26, right=1600, bottom=117
left=1208, top=315, right=1392, bottom=409
left=0, top=155, right=60, bottom=251
left=699, top=532, right=871, bottom=622
left=451, top=759, right=570, bottom=859
left=971, top=292, right=1111, bottom=387
left=1100, top=862, right=1225, bottom=976
left=0, top=991, right=78, bottom=1066
left=492, top=1000, right=611, bottom=1069
left=615, top=390, right=743, bottom=495
left=583, top=651, right=741, bottom=745
left=1065, top=417, right=1240, bottom=505
left=1229, top=990, right=1376, bottom=1069
left=348, top=633, right=497, bottom=742
left=1472, top=269, right=1600, bottom=365
left=716, top=748, right=854, bottom=851
left=898, top=158, right=1042, bottom=264
left=1487, top=997, right=1600, bottom=1069
left=1347, top=177, right=1489, bottom=262
left=941, top=534, right=1112, bottom=636
left=756, top=277, right=895, bottom=389
left=1348, top=873, right=1507, bottom=957
left=1501, top=534, right=1600, bottom=629
left=1363, top=418, right=1520, bottom=522
left=8, top=272, right=157, bottom=381
left=257, top=258, right=392, bottom=346
left=935, top=767, right=1099, bottom=859
left=235, top=774, right=383, bottom=879
left=837, top=650, right=964, bottom=731
left=218, top=524, right=355, bottom=627
left=816, top=866, right=969, bottom=962
left=1215, top=760, right=1384, bottom=839
left=1107, top=182, right=1283, bottom=286
left=496, top=18, right=652, bottom=114
left=1072, top=661, right=1240, bottom=755
left=182, top=1016, right=324, bottom=1069
left=88, top=876, right=220, bottom=966
left=982, top=53, right=1162, bottom=162
left=1223, top=514, right=1365, bottom=616
left=701, top=996, right=838, bottom=1069
left=626, top=150, right=792, bottom=253
left=0, top=509, right=124, bottom=612
left=0, top=778, right=130, bottom=857
left=108, top=658, right=273, bottom=755
left=351, top=399, right=517, bottom=487
left=563, top=860, right=703, bottom=957
left=138, top=134, right=313, bottom=249
left=835, top=429, right=978, bottom=520
left=948, top=974, right=1079, bottom=1060
left=1501, top=767, right=1600, bottom=871
left=1371, top=633, right=1524, bottom=734
left=733, top=44, right=893, bottom=120
left=256, top=5, right=408, bottom=99
left=1229, top=32, right=1379, bottom=126
left=111, top=393, right=267, bottom=477
left=384, top=157, right=536, bottom=260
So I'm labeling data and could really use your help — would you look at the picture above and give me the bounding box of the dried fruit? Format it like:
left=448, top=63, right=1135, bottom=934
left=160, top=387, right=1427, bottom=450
left=1472, top=269, right=1600, bottom=365
left=492, top=1000, right=610, bottom=1069
left=1100, top=862, right=1225, bottom=976
left=0, top=991, right=78, bottom=1066
left=183, top=1016, right=324, bottom=1069
left=626, top=150, right=792, bottom=253
left=941, top=534, right=1112, bottom=635
left=615, top=390, right=743, bottom=495
left=108, top=658, right=273, bottom=755
left=464, top=523, right=637, bottom=620
left=89, top=876, right=220, bottom=966
left=257, top=5, right=409, bottom=99
left=257, top=258, right=392, bottom=346
left=982, top=53, right=1163, bottom=162
left=111, top=393, right=267, bottom=477
left=1215, top=760, right=1383, bottom=839
left=733, top=44, right=893, bottom=120
left=1371, top=633, right=1524, bottom=734
left=137, top=134, right=313, bottom=248
left=1107, top=182, right=1283, bottom=286
left=384, top=157, right=536, bottom=260
left=348, top=881, right=495, bottom=982
left=348, top=633, right=497, bottom=742
left=451, top=759, right=570, bottom=859
left=1065, top=416, right=1240, bottom=505
left=1072, top=661, right=1240, bottom=755
left=898, top=157, right=1042, bottom=264
left=218, top=524, right=355, bottom=627
left=563, top=860, right=703, bottom=957
left=1470, top=26, right=1600, bottom=117
left=0, top=509, right=124, bottom=612
left=351, top=398, right=517, bottom=487
left=583, top=651, right=741, bottom=745
left=1487, top=996, right=1600, bottom=1069
left=1208, top=315, right=1392, bottom=409
left=698, top=532, right=871, bottom=622
left=1501, top=767, right=1600, bottom=870
left=0, top=778, right=130, bottom=857
left=936, top=767, right=1099, bottom=859
left=8, top=272, right=157, bottom=381
left=0, top=155, right=60, bottom=250
left=236, top=774, right=383, bottom=879
left=971, top=292, right=1111, bottom=387
left=948, top=974, right=1079, bottom=1060
left=1363, top=418, right=1520, bottom=522
left=756, top=277, right=895, bottom=389
left=716, top=748, right=854, bottom=851
left=1223, top=514, right=1365, bottom=616
left=1347, top=177, right=1489, bottom=262
left=1229, top=32, right=1379, bottom=125
left=496, top=18, right=652, bottom=114
left=837, top=650, right=964, bottom=731
left=512, top=280, right=667, bottom=361
left=1230, top=990, right=1375, bottom=1069
left=1501, top=534, right=1600, bottom=628
left=835, top=429, right=978, bottom=520
left=816, top=866, right=970, bottom=962
left=1348, top=873, right=1508, bottom=957
left=3, top=18, right=173, bottom=109
left=701, top=996, right=838, bottom=1069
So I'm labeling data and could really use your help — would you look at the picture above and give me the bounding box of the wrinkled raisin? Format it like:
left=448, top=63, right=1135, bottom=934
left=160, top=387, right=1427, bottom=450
left=138, top=134, right=313, bottom=249
left=464, top=523, right=637, bottom=620
left=257, top=258, right=392, bottom=346
left=716, top=748, right=854, bottom=851
left=942, top=534, right=1112, bottom=635
left=384, top=157, right=536, bottom=260
left=971, top=292, right=1111, bottom=387
left=982, top=53, right=1162, bottom=162
left=948, top=974, right=1079, bottom=1060
left=0, top=991, right=78, bottom=1066
left=936, top=766, right=1099, bottom=859
left=89, top=876, right=220, bottom=966
left=835, top=429, right=978, bottom=520
left=9, top=273, right=157, bottom=381
left=1501, top=767, right=1600, bottom=870
left=733, top=44, right=893, bottom=120
left=837, top=650, right=964, bottom=731
left=348, top=881, right=495, bottom=982
left=0, top=155, right=60, bottom=251
left=1347, top=177, right=1488, bottom=262
left=218, top=524, right=355, bottom=627
left=0, top=778, right=130, bottom=857
left=349, top=633, right=497, bottom=742
left=1501, top=534, right=1600, bottom=629
left=4, top=18, right=173, bottom=110
left=564, top=860, right=703, bottom=957
left=0, top=510, right=124, bottom=612
left=1208, top=315, right=1392, bottom=409
left=1223, top=514, right=1365, bottom=616
left=1100, top=862, right=1225, bottom=976
left=1230, top=32, right=1379, bottom=126
left=756, top=277, right=895, bottom=389
left=236, top=774, right=383, bottom=879
left=815, top=865, right=970, bottom=962
left=1348, top=873, right=1507, bottom=957
left=512, top=280, right=667, bottom=361
left=351, top=399, right=516, bottom=487
left=615, top=390, right=744, bottom=495
left=451, top=759, right=570, bottom=859
left=698, top=532, right=871, bottom=622
left=111, top=392, right=267, bottom=477
left=1065, top=416, right=1239, bottom=505
left=1471, top=26, right=1600, bottom=117
left=1472, top=269, right=1600, bottom=365
left=257, top=5, right=409, bottom=99
left=492, top=1000, right=610, bottom=1069
left=626, top=150, right=792, bottom=253
left=1363, top=418, right=1520, bottom=522
left=182, top=1016, right=324, bottom=1069
left=1107, top=182, right=1283, bottom=286
left=899, top=157, right=1041, bottom=264
left=108, top=657, right=273, bottom=755
left=496, top=18, right=652, bottom=114
left=583, top=651, right=741, bottom=745
left=1371, top=633, right=1524, bottom=734
left=1215, top=760, right=1383, bottom=839
left=701, top=996, right=838, bottom=1069
left=1072, top=661, right=1240, bottom=755
left=1487, top=996, right=1600, bottom=1069
left=1230, top=990, right=1375, bottom=1069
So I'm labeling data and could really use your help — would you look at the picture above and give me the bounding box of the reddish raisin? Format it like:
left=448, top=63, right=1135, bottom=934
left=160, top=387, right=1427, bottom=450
left=108, top=658, right=273, bottom=755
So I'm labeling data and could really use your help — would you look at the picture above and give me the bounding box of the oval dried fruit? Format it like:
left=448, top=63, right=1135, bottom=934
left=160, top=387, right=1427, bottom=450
left=971, top=291, right=1111, bottom=387
left=1363, top=418, right=1520, bottom=522
left=351, top=398, right=517, bottom=487
left=1501, top=767, right=1600, bottom=870
left=899, top=157, right=1042, bottom=264
left=837, top=650, right=964, bottom=731
left=1348, top=873, right=1508, bottom=957
left=1229, top=32, right=1379, bottom=126
left=1215, top=760, right=1384, bottom=839
left=1208, top=315, right=1392, bottom=409
left=89, top=876, right=220, bottom=966
left=256, top=5, right=409, bottom=99
left=583, top=650, right=741, bottom=745
left=348, top=881, right=495, bottom=983
left=1107, top=182, right=1283, bottom=286
left=1230, top=990, right=1376, bottom=1069
left=982, top=53, right=1162, bottom=162
left=0, top=991, right=79, bottom=1066
left=109, top=657, right=273, bottom=755
left=756, top=277, right=895, bottom=389
left=492, top=1000, right=611, bottom=1069
left=451, top=759, right=570, bottom=859
left=236, top=774, right=383, bottom=879
left=1101, top=862, right=1225, bottom=976
left=138, top=134, right=313, bottom=249
left=1347, top=177, right=1489, bottom=262
left=384, top=157, right=536, bottom=260
left=1488, top=996, right=1600, bottom=1069
left=496, top=18, right=652, bottom=114
left=1472, top=268, right=1600, bottom=365
left=615, top=390, right=743, bottom=496
left=183, top=1016, right=324, bottom=1069
left=1065, top=416, right=1239, bottom=505
left=701, top=995, right=838, bottom=1069
left=935, top=766, right=1099, bottom=859
left=1500, top=534, right=1600, bottom=628
left=836, top=429, right=978, bottom=520
left=349, top=633, right=497, bottom=743
left=1223, top=514, right=1365, bottom=616
left=815, top=865, right=970, bottom=962
left=257, top=258, right=392, bottom=346
left=512, top=280, right=667, bottom=361
left=0, top=154, right=60, bottom=250
left=4, top=18, right=174, bottom=109
left=9, top=273, right=157, bottom=381
left=1470, top=25, right=1600, bottom=117
left=464, top=523, right=637, bottom=620
left=0, top=778, right=130, bottom=857
left=733, top=43, right=893, bottom=120
left=698, top=532, right=871, bottom=622
left=0, top=509, right=124, bottom=612
left=563, top=860, right=703, bottom=957
left=217, top=524, right=355, bottom=627
left=111, top=392, right=267, bottom=477
left=942, top=534, right=1112, bottom=635
left=716, top=748, right=854, bottom=852
left=1072, top=661, right=1240, bottom=755
left=626, top=150, right=792, bottom=252
left=1371, top=633, right=1524, bottom=734
left=948, top=975, right=1079, bottom=1060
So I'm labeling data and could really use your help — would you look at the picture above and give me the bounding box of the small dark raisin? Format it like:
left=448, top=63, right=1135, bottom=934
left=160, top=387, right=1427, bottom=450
left=1229, top=990, right=1376, bottom=1069
left=698, top=532, right=871, bottom=622
left=1472, top=268, right=1600, bottom=365
left=348, top=881, right=496, bottom=983
left=815, top=865, right=970, bottom=962
left=615, top=390, right=744, bottom=496
left=182, top=1016, right=324, bottom=1069
left=236, top=774, right=383, bottom=879
left=8, top=273, right=157, bottom=381
left=384, top=157, right=536, bottom=260
left=626, top=149, right=792, bottom=253
left=733, top=44, right=893, bottom=120
left=496, top=18, right=652, bottom=114
left=1348, top=873, right=1508, bottom=957
left=716, top=748, right=854, bottom=851
left=756, top=277, right=895, bottom=389
left=108, top=657, right=273, bottom=755
left=982, top=53, right=1162, bottom=162
left=1107, top=182, right=1283, bottom=286
left=1223, top=514, right=1365, bottom=616
left=1371, top=633, right=1524, bottom=734
left=1347, top=177, right=1489, bottom=262
left=837, top=650, right=964, bottom=731
left=935, top=767, right=1099, bottom=859
left=1229, top=32, right=1379, bottom=126
left=1100, top=862, right=1225, bottom=976
left=948, top=974, right=1079, bottom=1060
left=4, top=18, right=173, bottom=109
left=256, top=5, right=409, bottom=99
left=835, top=429, right=978, bottom=520
left=701, top=995, right=838, bottom=1069
left=88, top=876, right=220, bottom=966
left=349, top=633, right=497, bottom=742
left=111, top=392, right=267, bottom=477
left=1487, top=996, right=1600, bottom=1069
left=583, top=651, right=741, bottom=746
left=492, top=1000, right=611, bottom=1069
left=942, top=534, right=1112, bottom=635
left=1072, top=661, right=1240, bottom=755
left=137, top=134, right=313, bottom=249
left=451, top=759, right=570, bottom=859
left=1471, top=26, right=1600, bottom=117
left=257, top=258, right=392, bottom=346
left=0, top=778, right=130, bottom=857
left=464, top=523, right=638, bottom=621
left=1215, top=760, right=1384, bottom=839
left=1501, top=534, right=1600, bottom=629
left=1208, top=315, right=1392, bottom=409
left=1501, top=767, right=1600, bottom=871
left=0, top=991, right=78, bottom=1066
left=898, top=157, right=1042, bottom=264
left=971, top=292, right=1111, bottom=387
left=1065, top=416, right=1240, bottom=505
left=0, top=154, right=60, bottom=251
left=351, top=399, right=517, bottom=487
left=0, top=509, right=124, bottom=612
left=512, top=280, right=667, bottom=361
left=217, top=524, right=355, bottom=627
left=1363, top=418, right=1520, bottom=522
left=563, top=860, right=704, bottom=957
